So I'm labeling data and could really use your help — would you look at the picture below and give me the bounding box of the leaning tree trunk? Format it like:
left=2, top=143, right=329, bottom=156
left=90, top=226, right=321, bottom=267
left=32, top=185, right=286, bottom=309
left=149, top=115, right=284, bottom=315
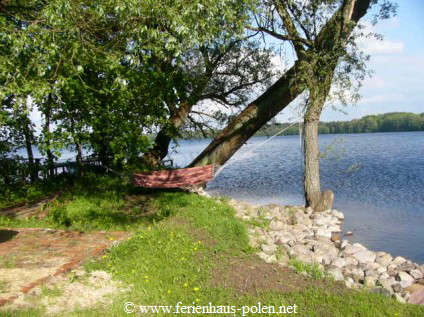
left=189, top=0, right=372, bottom=168
left=189, top=61, right=305, bottom=167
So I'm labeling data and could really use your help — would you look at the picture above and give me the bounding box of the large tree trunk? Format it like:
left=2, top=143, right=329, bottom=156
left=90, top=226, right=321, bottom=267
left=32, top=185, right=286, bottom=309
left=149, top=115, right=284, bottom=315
left=142, top=103, right=191, bottom=167
left=303, top=116, right=321, bottom=209
left=189, top=61, right=305, bottom=167
left=189, top=0, right=373, bottom=168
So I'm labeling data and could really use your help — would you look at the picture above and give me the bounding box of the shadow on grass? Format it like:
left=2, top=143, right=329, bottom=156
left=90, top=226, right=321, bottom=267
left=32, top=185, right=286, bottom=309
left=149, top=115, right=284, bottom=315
left=0, top=229, right=19, bottom=243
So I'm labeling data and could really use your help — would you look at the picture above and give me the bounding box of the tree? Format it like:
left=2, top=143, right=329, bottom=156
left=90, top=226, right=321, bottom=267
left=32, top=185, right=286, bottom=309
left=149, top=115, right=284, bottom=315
left=141, top=36, right=276, bottom=167
left=189, top=0, right=395, bottom=211
left=1, top=0, right=260, bottom=171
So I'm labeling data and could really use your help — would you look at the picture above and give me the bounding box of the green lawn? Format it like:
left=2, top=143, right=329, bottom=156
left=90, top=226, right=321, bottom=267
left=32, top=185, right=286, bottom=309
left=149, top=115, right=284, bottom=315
left=1, top=176, right=423, bottom=316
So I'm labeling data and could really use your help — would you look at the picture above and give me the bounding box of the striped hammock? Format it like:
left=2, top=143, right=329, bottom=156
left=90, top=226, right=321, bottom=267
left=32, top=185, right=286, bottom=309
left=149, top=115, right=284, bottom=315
left=132, top=165, right=214, bottom=188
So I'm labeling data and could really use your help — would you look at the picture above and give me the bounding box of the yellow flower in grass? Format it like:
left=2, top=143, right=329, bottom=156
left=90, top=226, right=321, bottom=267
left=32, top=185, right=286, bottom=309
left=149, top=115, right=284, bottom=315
left=167, top=290, right=172, bottom=294
left=183, top=283, right=188, bottom=287
left=193, top=287, right=200, bottom=291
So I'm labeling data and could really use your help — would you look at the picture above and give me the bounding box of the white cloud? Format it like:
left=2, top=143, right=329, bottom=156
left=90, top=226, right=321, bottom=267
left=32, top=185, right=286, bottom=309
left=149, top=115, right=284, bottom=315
left=360, top=38, right=404, bottom=55
left=359, top=94, right=408, bottom=105
left=362, top=76, right=386, bottom=88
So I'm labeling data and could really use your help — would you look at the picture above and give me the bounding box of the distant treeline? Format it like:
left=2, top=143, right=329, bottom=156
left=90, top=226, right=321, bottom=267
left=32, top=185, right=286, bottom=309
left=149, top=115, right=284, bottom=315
left=256, top=112, right=424, bottom=136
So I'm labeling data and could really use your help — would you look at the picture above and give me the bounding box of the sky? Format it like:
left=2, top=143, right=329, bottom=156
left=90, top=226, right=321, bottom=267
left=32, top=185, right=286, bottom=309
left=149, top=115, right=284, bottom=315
left=278, top=0, right=424, bottom=122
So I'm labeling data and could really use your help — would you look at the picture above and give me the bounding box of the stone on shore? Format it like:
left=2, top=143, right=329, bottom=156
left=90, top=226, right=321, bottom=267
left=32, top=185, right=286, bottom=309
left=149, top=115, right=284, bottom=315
left=410, top=269, right=424, bottom=280
left=352, top=250, right=376, bottom=264
left=408, top=290, right=424, bottom=305
left=228, top=198, right=424, bottom=305
left=397, top=271, right=415, bottom=288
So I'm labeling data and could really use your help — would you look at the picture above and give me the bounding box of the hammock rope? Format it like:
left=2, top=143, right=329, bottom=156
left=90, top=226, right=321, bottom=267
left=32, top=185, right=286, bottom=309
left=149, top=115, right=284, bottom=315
left=213, top=118, right=302, bottom=179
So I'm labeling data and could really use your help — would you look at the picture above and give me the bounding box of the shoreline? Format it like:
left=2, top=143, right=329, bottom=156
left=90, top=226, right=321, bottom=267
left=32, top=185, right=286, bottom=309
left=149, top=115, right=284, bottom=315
left=225, top=197, right=424, bottom=305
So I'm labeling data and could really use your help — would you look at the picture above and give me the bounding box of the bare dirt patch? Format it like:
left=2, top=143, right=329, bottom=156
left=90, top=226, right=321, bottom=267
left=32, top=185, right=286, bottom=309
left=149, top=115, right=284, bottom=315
left=211, top=256, right=347, bottom=295
left=0, top=228, right=130, bottom=308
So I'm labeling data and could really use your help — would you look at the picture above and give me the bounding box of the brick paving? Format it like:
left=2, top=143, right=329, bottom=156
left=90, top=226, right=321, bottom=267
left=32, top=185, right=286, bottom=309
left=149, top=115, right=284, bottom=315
left=0, top=228, right=130, bottom=307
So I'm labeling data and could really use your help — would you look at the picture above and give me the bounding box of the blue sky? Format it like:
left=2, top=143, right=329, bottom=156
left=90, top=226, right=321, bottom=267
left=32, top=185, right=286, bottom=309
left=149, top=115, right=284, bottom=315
left=279, top=0, right=424, bottom=122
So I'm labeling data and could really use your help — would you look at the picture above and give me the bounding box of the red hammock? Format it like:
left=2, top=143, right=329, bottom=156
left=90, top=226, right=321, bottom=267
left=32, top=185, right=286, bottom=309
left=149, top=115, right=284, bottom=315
left=132, top=165, right=214, bottom=188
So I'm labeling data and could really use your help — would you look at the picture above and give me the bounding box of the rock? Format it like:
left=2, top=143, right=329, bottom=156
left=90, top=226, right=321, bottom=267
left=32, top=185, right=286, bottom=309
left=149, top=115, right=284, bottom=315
left=314, top=218, right=327, bottom=226
left=364, top=269, right=377, bottom=277
left=408, top=289, right=424, bottom=305
left=377, top=266, right=387, bottom=275
left=327, top=266, right=345, bottom=281
left=331, top=209, right=344, bottom=220
left=376, top=253, right=393, bottom=267
left=315, top=228, right=332, bottom=238
left=405, top=284, right=424, bottom=294
left=295, top=253, right=315, bottom=264
left=393, top=283, right=403, bottom=293
left=345, top=231, right=353, bottom=236
left=378, top=277, right=396, bottom=294
left=364, top=276, right=377, bottom=287
left=398, top=262, right=417, bottom=272
left=387, top=268, right=398, bottom=277
left=328, top=225, right=342, bottom=233
left=269, top=220, right=285, bottom=231
left=410, top=269, right=424, bottom=280
left=275, top=233, right=294, bottom=245
left=305, top=207, right=313, bottom=214
left=366, top=262, right=381, bottom=271
left=350, top=267, right=365, bottom=282
left=264, top=254, right=277, bottom=264
left=341, top=240, right=350, bottom=249
left=343, top=243, right=366, bottom=255
left=393, top=256, right=407, bottom=265
left=261, top=244, right=277, bottom=255
left=379, top=272, right=390, bottom=280
left=352, top=250, right=376, bottom=264
left=331, top=258, right=347, bottom=269
left=394, top=293, right=406, bottom=304
left=397, top=271, right=414, bottom=288
left=345, top=257, right=359, bottom=266
left=291, top=244, right=311, bottom=255
left=369, top=287, right=391, bottom=297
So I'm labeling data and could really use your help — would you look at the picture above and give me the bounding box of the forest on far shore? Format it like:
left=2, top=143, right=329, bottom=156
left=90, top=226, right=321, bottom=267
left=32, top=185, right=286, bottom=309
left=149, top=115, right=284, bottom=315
left=255, top=112, right=424, bottom=136
left=182, top=112, right=424, bottom=139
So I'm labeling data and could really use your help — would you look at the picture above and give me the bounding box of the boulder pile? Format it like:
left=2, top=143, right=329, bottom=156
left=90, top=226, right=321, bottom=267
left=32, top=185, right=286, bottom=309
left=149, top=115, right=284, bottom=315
left=228, top=199, right=424, bottom=305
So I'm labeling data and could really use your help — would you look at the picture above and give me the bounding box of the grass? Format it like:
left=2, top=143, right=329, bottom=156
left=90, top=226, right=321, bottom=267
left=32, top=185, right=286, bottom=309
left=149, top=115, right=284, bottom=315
left=0, top=175, right=71, bottom=209
left=289, top=258, right=327, bottom=280
left=1, top=175, right=424, bottom=316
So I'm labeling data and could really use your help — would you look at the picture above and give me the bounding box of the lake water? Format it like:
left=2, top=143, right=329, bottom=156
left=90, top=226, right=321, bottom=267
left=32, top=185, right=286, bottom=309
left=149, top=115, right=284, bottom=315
left=168, top=132, right=424, bottom=264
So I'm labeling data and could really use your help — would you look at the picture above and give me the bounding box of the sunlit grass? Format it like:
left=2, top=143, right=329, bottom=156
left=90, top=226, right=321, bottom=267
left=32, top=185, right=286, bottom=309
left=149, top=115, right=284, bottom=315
left=1, top=175, right=424, bottom=316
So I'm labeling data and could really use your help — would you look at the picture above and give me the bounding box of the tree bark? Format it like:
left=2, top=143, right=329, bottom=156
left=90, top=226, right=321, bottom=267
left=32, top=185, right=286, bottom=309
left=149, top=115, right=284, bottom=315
left=43, top=99, right=55, bottom=178
left=189, top=0, right=373, bottom=168
left=142, top=103, right=191, bottom=167
left=303, top=116, right=321, bottom=209
left=23, top=121, right=36, bottom=183
left=189, top=61, right=305, bottom=167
